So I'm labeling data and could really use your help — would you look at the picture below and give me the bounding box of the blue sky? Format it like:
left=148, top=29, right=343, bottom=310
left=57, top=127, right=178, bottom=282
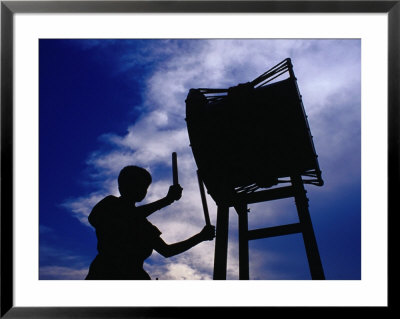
left=39, top=39, right=361, bottom=280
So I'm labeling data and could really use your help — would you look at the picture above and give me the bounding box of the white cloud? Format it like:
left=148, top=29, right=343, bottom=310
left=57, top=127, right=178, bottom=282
left=62, top=192, right=108, bottom=227
left=40, top=266, right=88, bottom=280
left=61, top=39, right=360, bottom=280
left=40, top=242, right=93, bottom=280
left=145, top=244, right=215, bottom=280
left=145, top=261, right=210, bottom=280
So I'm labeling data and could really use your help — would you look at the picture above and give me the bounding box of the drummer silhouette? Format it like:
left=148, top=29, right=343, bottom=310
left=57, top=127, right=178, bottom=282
left=85, top=165, right=215, bottom=280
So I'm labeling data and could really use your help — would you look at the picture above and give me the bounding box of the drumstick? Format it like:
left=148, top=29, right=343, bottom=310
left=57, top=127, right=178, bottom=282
left=172, top=152, right=178, bottom=185
left=197, top=170, right=211, bottom=226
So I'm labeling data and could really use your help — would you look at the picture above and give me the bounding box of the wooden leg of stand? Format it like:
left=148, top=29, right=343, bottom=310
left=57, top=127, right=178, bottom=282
left=213, top=205, right=230, bottom=280
left=291, top=175, right=325, bottom=280
left=236, top=202, right=249, bottom=280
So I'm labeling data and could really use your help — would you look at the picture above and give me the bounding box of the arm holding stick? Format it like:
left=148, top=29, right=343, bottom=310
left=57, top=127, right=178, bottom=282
left=136, top=152, right=182, bottom=218
left=152, top=156, right=216, bottom=258
left=154, top=225, right=215, bottom=258
left=136, top=185, right=182, bottom=218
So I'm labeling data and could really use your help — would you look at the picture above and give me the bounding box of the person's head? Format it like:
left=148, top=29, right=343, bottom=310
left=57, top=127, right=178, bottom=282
left=118, top=166, right=152, bottom=202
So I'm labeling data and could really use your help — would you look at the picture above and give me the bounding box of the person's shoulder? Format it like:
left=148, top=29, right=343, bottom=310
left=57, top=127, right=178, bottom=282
left=89, top=195, right=120, bottom=227
left=103, top=195, right=119, bottom=203
left=91, top=195, right=119, bottom=215
left=95, top=195, right=119, bottom=208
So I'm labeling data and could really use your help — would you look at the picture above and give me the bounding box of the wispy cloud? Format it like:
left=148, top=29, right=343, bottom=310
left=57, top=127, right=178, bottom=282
left=40, top=266, right=89, bottom=280
left=61, top=192, right=107, bottom=227
left=40, top=239, right=92, bottom=280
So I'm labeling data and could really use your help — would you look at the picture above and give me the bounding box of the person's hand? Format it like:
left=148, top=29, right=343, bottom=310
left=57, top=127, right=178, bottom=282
left=199, top=225, right=216, bottom=241
left=166, top=184, right=183, bottom=202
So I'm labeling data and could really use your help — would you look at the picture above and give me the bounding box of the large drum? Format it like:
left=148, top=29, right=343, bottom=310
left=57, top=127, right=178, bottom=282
left=186, top=58, right=323, bottom=205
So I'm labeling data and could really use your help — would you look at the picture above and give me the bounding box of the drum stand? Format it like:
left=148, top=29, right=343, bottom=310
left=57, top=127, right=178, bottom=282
left=212, top=174, right=325, bottom=280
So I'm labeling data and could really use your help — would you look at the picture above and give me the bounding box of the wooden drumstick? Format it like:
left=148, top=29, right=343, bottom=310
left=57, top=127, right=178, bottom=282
left=197, top=170, right=211, bottom=226
left=172, top=152, right=178, bottom=185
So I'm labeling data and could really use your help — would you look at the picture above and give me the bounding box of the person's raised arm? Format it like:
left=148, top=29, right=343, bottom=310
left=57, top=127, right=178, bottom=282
left=136, top=184, right=183, bottom=218
left=154, top=225, right=215, bottom=258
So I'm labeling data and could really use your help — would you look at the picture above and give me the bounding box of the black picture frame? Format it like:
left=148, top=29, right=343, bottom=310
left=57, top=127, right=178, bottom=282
left=1, top=0, right=395, bottom=317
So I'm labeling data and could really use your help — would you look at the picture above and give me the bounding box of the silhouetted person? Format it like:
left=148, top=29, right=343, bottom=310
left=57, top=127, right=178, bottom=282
left=85, top=165, right=215, bottom=280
